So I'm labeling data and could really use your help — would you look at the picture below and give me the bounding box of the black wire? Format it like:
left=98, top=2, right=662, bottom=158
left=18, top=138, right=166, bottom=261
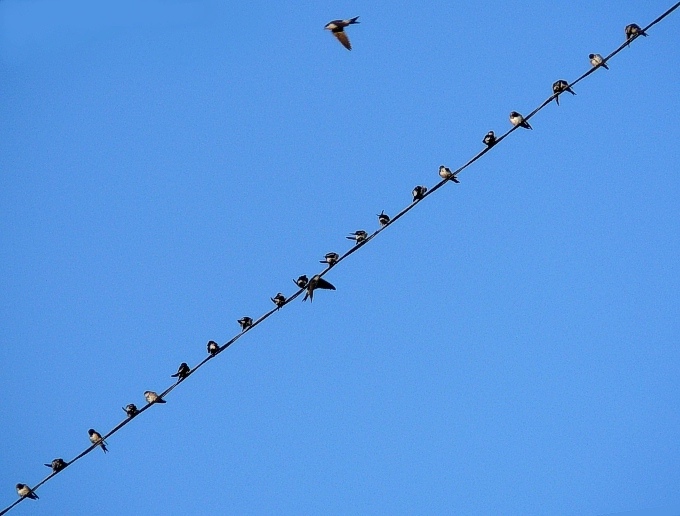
left=2, top=4, right=678, bottom=514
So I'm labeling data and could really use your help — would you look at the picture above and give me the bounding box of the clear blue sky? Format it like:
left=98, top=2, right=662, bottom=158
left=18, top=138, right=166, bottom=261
left=1, top=1, right=679, bottom=514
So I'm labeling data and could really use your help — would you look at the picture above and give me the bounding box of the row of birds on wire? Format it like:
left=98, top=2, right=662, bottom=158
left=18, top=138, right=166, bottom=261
left=6, top=15, right=658, bottom=511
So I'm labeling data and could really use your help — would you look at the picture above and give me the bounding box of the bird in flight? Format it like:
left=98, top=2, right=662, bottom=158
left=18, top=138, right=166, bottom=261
left=325, top=16, right=360, bottom=50
left=303, top=275, right=336, bottom=302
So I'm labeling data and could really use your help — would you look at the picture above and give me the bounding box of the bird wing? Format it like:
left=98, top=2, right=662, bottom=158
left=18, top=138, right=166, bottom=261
left=333, top=31, right=352, bottom=50
left=316, top=278, right=336, bottom=290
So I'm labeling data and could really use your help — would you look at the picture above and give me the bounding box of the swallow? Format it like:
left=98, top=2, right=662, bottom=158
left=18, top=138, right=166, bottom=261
left=377, top=211, right=390, bottom=227
left=625, top=23, right=647, bottom=45
left=412, top=185, right=428, bottom=202
left=44, top=458, right=67, bottom=473
left=324, top=16, right=360, bottom=50
left=271, top=292, right=286, bottom=308
left=347, top=230, right=368, bottom=244
left=294, top=275, right=309, bottom=288
left=171, top=362, right=190, bottom=381
left=303, top=274, right=336, bottom=302
left=509, top=111, right=532, bottom=130
left=552, top=80, right=576, bottom=105
left=207, top=340, right=220, bottom=356
left=320, top=252, right=340, bottom=267
left=144, top=391, right=166, bottom=404
left=123, top=403, right=139, bottom=418
left=88, top=428, right=108, bottom=453
left=483, top=130, right=496, bottom=147
left=589, top=53, right=609, bottom=70
left=16, top=484, right=38, bottom=500
left=238, top=316, right=253, bottom=331
left=438, top=165, right=460, bottom=183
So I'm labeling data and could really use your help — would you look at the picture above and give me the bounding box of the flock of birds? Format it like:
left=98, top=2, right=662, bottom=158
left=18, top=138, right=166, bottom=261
left=8, top=16, right=653, bottom=509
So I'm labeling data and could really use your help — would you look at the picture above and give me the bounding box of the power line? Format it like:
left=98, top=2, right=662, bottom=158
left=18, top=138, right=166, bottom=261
left=3, top=3, right=679, bottom=514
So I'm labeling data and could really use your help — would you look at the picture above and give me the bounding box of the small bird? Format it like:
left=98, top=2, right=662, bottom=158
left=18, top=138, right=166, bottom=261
left=303, top=274, right=336, bottom=302
left=483, top=130, right=496, bottom=147
left=377, top=211, right=390, bottom=227
left=207, top=340, right=220, bottom=356
left=171, top=362, right=190, bottom=381
left=347, top=230, right=368, bottom=244
left=238, top=316, right=253, bottom=331
left=88, top=429, right=108, bottom=453
left=144, top=391, right=166, bottom=404
left=320, top=252, right=340, bottom=267
left=123, top=403, right=139, bottom=418
left=552, top=80, right=576, bottom=105
left=324, top=16, right=360, bottom=50
left=412, top=185, right=428, bottom=202
left=44, top=458, right=67, bottom=473
left=271, top=292, right=286, bottom=308
left=625, top=23, right=647, bottom=45
left=294, top=275, right=309, bottom=288
left=509, top=111, right=532, bottom=130
left=438, top=165, right=460, bottom=184
left=16, top=484, right=38, bottom=500
left=589, top=53, right=609, bottom=70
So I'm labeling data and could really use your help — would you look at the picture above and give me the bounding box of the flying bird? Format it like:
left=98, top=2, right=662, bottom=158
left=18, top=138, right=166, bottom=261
left=294, top=275, right=309, bottom=288
left=509, top=111, right=532, bottom=129
left=589, top=53, right=609, bottom=70
left=88, top=429, right=108, bottom=453
left=377, top=211, right=390, bottom=227
left=16, top=484, right=38, bottom=500
left=325, top=16, right=360, bottom=50
left=625, top=23, right=647, bottom=45
left=320, top=252, right=340, bottom=267
left=483, top=131, right=496, bottom=147
left=412, top=185, right=428, bottom=202
left=271, top=292, right=286, bottom=308
left=144, top=391, right=166, bottom=404
left=171, top=362, right=190, bottom=381
left=438, top=165, right=460, bottom=183
left=207, top=340, right=220, bottom=356
left=303, top=274, right=336, bottom=302
left=347, top=230, right=368, bottom=243
left=552, top=80, right=576, bottom=105
left=44, top=458, right=67, bottom=473
left=123, top=403, right=139, bottom=418
left=238, top=316, right=253, bottom=331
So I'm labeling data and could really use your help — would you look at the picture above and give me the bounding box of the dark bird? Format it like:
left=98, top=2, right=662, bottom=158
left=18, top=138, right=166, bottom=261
left=510, top=111, right=532, bottom=130
left=589, top=53, right=609, bottom=70
left=324, top=16, right=360, bottom=50
left=377, top=211, right=390, bottom=227
left=171, top=362, right=190, bottom=381
left=412, top=185, right=428, bottom=202
left=271, top=292, right=286, bottom=308
left=123, top=403, right=139, bottom=418
left=483, top=131, right=496, bottom=147
left=320, top=252, right=340, bottom=267
left=207, top=340, right=220, bottom=356
left=238, top=316, right=253, bottom=331
left=347, top=230, right=368, bottom=244
left=88, top=429, right=108, bottom=453
left=144, top=391, right=166, bottom=404
left=625, top=23, right=647, bottom=45
left=294, top=275, right=309, bottom=288
left=552, top=80, right=576, bottom=105
left=439, top=165, right=460, bottom=184
left=16, top=484, right=38, bottom=500
left=303, top=274, right=336, bottom=302
left=44, top=458, right=67, bottom=473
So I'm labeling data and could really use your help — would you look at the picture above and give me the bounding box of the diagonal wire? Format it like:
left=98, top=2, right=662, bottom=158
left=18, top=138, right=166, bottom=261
left=2, top=3, right=679, bottom=514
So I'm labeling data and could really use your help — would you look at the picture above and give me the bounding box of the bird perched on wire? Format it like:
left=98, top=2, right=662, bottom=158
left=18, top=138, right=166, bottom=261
left=271, top=292, right=286, bottom=308
left=303, top=274, right=336, bottom=302
left=377, top=211, right=390, bottom=227
left=439, top=166, right=460, bottom=183
left=589, top=53, right=609, bottom=70
left=552, top=80, right=576, bottom=105
left=88, top=429, right=108, bottom=453
left=510, top=111, right=532, bottom=130
left=294, top=275, right=309, bottom=288
left=44, top=458, right=67, bottom=473
left=347, top=230, right=368, bottom=244
left=207, top=340, right=219, bottom=356
left=324, top=16, right=360, bottom=50
left=16, top=484, right=39, bottom=500
left=412, top=185, right=427, bottom=202
left=171, top=362, right=190, bottom=382
left=145, top=391, right=166, bottom=404
left=483, top=131, right=496, bottom=147
left=238, top=316, right=253, bottom=331
left=123, top=403, right=139, bottom=418
left=625, top=23, right=647, bottom=45
left=320, top=252, right=339, bottom=267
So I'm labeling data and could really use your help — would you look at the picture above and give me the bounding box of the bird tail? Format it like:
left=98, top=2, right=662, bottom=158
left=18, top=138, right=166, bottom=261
left=602, top=63, right=609, bottom=70
left=349, top=16, right=359, bottom=24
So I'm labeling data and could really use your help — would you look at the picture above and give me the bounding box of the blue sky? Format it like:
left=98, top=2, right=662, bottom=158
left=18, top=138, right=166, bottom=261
left=1, top=1, right=679, bottom=514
